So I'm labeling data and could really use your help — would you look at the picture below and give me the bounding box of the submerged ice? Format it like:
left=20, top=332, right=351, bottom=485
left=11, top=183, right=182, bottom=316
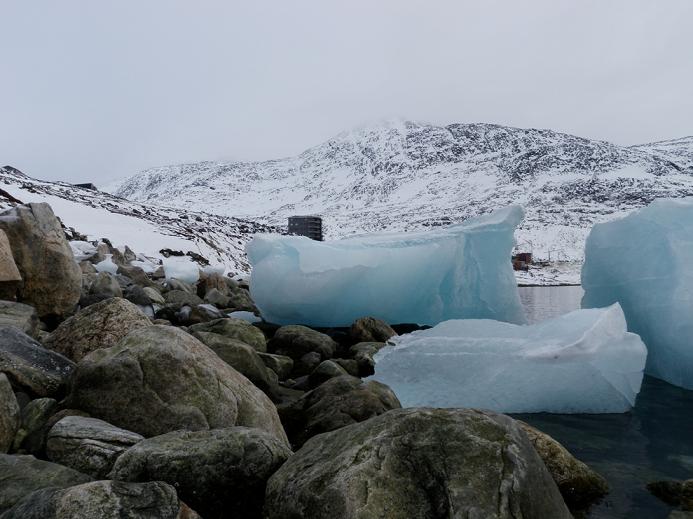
left=247, top=206, right=526, bottom=327
left=582, top=198, right=693, bottom=389
left=371, top=304, right=647, bottom=413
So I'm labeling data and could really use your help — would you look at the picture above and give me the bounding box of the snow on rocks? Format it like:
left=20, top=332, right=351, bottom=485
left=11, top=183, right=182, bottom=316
left=93, top=254, right=119, bottom=274
left=248, top=205, right=526, bottom=327
left=582, top=197, right=693, bottom=389
left=371, top=304, right=647, bottom=413
left=162, top=257, right=200, bottom=284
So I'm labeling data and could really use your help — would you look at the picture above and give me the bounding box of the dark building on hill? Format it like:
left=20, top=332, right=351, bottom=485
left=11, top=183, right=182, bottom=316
left=74, top=183, right=98, bottom=191
left=288, top=216, right=323, bottom=241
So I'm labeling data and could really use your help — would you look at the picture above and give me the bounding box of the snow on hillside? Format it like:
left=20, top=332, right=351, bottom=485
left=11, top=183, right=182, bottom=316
left=630, top=136, right=693, bottom=173
left=0, top=166, right=276, bottom=273
left=108, top=120, right=693, bottom=275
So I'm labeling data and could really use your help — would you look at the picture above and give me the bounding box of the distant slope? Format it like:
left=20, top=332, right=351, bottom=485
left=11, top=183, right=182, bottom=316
left=0, top=166, right=276, bottom=272
left=630, top=136, right=693, bottom=173
left=109, top=120, right=693, bottom=262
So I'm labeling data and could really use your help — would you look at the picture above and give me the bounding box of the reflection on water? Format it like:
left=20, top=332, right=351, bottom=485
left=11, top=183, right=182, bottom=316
left=518, top=285, right=584, bottom=324
left=518, top=286, right=693, bottom=519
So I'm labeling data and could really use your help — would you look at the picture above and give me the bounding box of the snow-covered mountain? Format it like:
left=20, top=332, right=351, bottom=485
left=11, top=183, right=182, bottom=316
left=0, top=166, right=276, bottom=272
left=109, top=120, right=693, bottom=264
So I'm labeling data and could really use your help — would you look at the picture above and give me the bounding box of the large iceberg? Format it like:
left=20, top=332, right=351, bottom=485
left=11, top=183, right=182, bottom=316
left=247, top=206, right=526, bottom=327
left=370, top=304, right=647, bottom=413
left=582, top=198, right=693, bottom=389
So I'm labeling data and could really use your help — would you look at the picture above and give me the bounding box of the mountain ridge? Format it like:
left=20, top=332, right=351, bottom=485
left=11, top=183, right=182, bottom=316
left=108, top=120, right=693, bottom=265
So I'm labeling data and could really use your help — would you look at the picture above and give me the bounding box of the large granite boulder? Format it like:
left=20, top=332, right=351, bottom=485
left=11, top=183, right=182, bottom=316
left=46, top=416, right=144, bottom=478
left=111, top=427, right=291, bottom=519
left=0, top=327, right=75, bottom=397
left=0, top=301, right=38, bottom=338
left=279, top=375, right=400, bottom=448
left=1, top=480, right=199, bottom=519
left=0, top=203, right=81, bottom=320
left=191, top=331, right=272, bottom=393
left=265, top=408, right=571, bottom=519
left=518, top=421, right=608, bottom=510
left=268, top=325, right=337, bottom=360
left=0, top=374, right=20, bottom=452
left=188, top=318, right=266, bottom=352
left=44, top=298, right=152, bottom=362
left=349, top=316, right=397, bottom=343
left=67, top=325, right=288, bottom=445
left=0, top=229, right=21, bottom=300
left=0, top=453, right=92, bottom=513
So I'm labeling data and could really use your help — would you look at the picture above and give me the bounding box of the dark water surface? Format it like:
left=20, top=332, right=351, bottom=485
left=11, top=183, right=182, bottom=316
left=516, top=286, right=693, bottom=519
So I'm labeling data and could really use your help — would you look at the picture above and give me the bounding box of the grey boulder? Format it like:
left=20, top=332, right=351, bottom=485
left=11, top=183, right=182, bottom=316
left=11, top=397, right=58, bottom=455
left=265, top=408, right=571, bottom=519
left=348, top=342, right=386, bottom=377
left=67, top=325, right=288, bottom=445
left=188, top=318, right=266, bottom=352
left=308, top=359, right=349, bottom=388
left=258, top=352, right=294, bottom=381
left=518, top=420, right=608, bottom=510
left=0, top=301, right=39, bottom=338
left=0, top=374, right=20, bottom=452
left=349, top=316, right=397, bottom=343
left=279, top=375, right=400, bottom=448
left=111, top=427, right=291, bottom=519
left=0, top=203, right=81, bottom=320
left=0, top=327, right=75, bottom=397
left=0, top=453, right=92, bottom=513
left=0, top=229, right=21, bottom=300
left=46, top=416, right=144, bottom=478
left=1, top=480, right=199, bottom=519
left=268, top=325, right=337, bottom=360
left=80, top=271, right=122, bottom=307
left=44, top=297, right=152, bottom=362
left=191, top=331, right=273, bottom=393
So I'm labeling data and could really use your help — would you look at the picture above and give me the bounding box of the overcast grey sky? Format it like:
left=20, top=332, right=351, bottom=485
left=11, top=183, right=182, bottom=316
left=1, top=1, right=692, bottom=184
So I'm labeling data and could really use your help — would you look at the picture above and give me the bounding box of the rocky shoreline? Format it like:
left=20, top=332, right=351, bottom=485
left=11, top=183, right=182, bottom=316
left=0, top=202, right=685, bottom=518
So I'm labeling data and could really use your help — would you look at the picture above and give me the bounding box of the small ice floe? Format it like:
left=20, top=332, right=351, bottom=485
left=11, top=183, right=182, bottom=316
left=70, top=240, right=97, bottom=262
left=370, top=304, right=647, bottom=414
left=162, top=257, right=200, bottom=284
left=227, top=311, right=262, bottom=323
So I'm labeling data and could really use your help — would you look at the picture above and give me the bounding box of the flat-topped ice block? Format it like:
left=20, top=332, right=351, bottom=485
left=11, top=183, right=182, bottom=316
left=370, top=304, right=647, bottom=413
left=582, top=198, right=693, bottom=389
left=247, top=205, right=526, bottom=327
